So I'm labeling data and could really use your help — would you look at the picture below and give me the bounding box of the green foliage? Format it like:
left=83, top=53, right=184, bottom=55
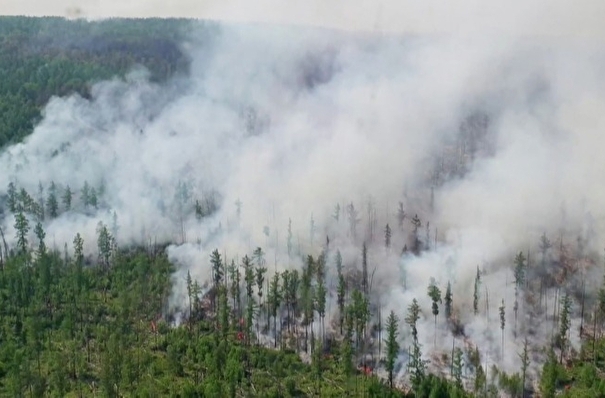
left=473, top=266, right=481, bottom=315
left=444, top=281, right=452, bottom=321
left=385, top=310, right=400, bottom=388
left=0, top=16, right=195, bottom=146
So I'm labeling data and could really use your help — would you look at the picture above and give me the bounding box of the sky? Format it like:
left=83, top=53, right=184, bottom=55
left=2, top=0, right=605, bottom=39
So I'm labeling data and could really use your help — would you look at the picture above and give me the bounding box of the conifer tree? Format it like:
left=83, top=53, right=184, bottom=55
left=218, top=286, right=230, bottom=341
left=228, top=260, right=241, bottom=323
left=316, top=277, right=327, bottom=342
left=336, top=250, right=346, bottom=334
left=267, top=271, right=281, bottom=347
left=89, top=187, right=98, bottom=209
left=385, top=223, right=392, bottom=249
left=36, top=181, right=45, bottom=221
left=14, top=210, right=29, bottom=255
left=473, top=266, right=481, bottom=315
left=499, top=299, right=506, bottom=358
left=347, top=203, right=360, bottom=240
left=81, top=181, right=91, bottom=208
left=362, top=242, right=368, bottom=295
left=73, top=233, right=84, bottom=293
left=186, top=270, right=193, bottom=320
left=288, top=270, right=300, bottom=334
left=519, top=338, right=530, bottom=397
left=46, top=181, right=59, bottom=218
left=96, top=222, right=113, bottom=269
left=559, top=292, right=572, bottom=363
left=453, top=347, right=464, bottom=390
left=444, top=281, right=453, bottom=321
left=406, top=298, right=425, bottom=393
left=333, top=203, right=340, bottom=222
left=397, top=202, right=406, bottom=231
left=242, top=255, right=255, bottom=346
left=385, top=310, right=400, bottom=388
left=411, top=214, right=421, bottom=254
left=513, top=251, right=526, bottom=335
left=474, top=349, right=486, bottom=394
left=194, top=199, right=204, bottom=220
left=210, top=249, right=223, bottom=313
left=62, top=185, right=72, bottom=211
left=34, top=222, right=46, bottom=257
left=341, top=307, right=354, bottom=381
left=7, top=182, right=16, bottom=213
left=428, top=278, right=442, bottom=347
left=301, top=257, right=314, bottom=352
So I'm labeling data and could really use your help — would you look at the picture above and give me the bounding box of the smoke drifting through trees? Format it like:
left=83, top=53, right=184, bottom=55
left=1, top=18, right=605, bottom=387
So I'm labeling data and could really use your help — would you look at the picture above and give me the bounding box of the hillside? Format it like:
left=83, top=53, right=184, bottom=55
left=1, top=15, right=605, bottom=398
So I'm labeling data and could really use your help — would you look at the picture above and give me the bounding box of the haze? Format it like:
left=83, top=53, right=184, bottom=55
left=3, top=0, right=605, bottom=39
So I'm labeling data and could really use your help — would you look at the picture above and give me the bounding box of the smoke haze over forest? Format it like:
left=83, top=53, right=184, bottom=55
left=3, top=0, right=605, bottom=38
left=2, top=2, right=605, bottom=391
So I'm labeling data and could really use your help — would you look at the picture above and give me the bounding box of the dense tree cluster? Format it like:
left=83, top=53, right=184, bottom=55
left=0, top=16, right=198, bottom=146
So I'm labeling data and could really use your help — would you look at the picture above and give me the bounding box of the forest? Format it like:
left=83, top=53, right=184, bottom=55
left=1, top=15, right=605, bottom=398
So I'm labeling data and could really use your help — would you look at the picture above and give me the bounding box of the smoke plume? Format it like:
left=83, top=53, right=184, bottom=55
left=2, top=7, right=605, bottom=381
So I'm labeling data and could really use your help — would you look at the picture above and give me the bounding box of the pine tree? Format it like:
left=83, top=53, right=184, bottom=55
left=473, top=266, right=481, bottom=315
left=228, top=260, right=241, bottom=323
left=242, top=255, right=255, bottom=346
left=397, top=202, right=406, bottom=231
left=218, top=286, right=230, bottom=341
left=316, top=277, right=327, bottom=343
left=513, top=251, right=527, bottom=336
left=210, top=249, right=223, bottom=313
left=33, top=222, right=46, bottom=257
left=474, top=357, right=486, bottom=394
left=384, top=223, right=392, bottom=249
left=7, top=182, right=16, bottom=213
left=186, top=270, right=194, bottom=323
left=453, top=347, right=464, bottom=390
left=89, top=187, right=98, bottom=209
left=346, top=203, right=360, bottom=240
left=36, top=182, right=45, bottom=221
left=385, top=310, right=400, bottom=388
left=444, top=281, right=453, bottom=321
left=427, top=279, right=442, bottom=348
left=336, top=250, right=346, bottom=335
left=14, top=210, right=29, bottom=255
left=301, top=257, right=314, bottom=352
left=46, top=181, right=59, bottom=218
left=519, top=338, right=530, bottom=397
left=341, top=307, right=354, bottom=380
left=361, top=242, right=369, bottom=295
left=96, top=222, right=113, bottom=269
left=406, top=298, right=421, bottom=341
left=267, top=271, right=281, bottom=347
left=62, top=185, right=72, bottom=211
left=499, top=299, right=506, bottom=359
left=406, top=299, right=425, bottom=393
left=288, top=270, right=300, bottom=334
left=411, top=214, right=421, bottom=254
left=559, top=292, right=572, bottom=364
left=81, top=181, right=91, bottom=208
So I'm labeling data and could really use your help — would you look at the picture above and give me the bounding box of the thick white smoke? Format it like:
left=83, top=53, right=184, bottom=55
left=1, top=17, right=605, bottom=380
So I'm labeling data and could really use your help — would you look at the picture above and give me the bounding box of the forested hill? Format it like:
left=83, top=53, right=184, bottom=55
left=0, top=16, right=197, bottom=146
